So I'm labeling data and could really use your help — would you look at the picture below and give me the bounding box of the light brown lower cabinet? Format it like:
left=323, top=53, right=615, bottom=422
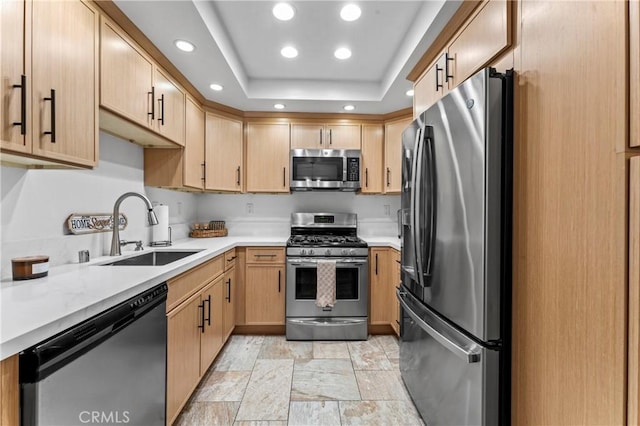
left=369, top=247, right=391, bottom=325
left=223, top=265, right=236, bottom=340
left=390, top=249, right=401, bottom=336
left=0, top=355, right=19, bottom=426
left=629, top=156, right=640, bottom=424
left=245, top=247, right=286, bottom=325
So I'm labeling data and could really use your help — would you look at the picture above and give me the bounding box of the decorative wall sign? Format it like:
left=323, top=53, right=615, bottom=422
left=65, top=213, right=128, bottom=235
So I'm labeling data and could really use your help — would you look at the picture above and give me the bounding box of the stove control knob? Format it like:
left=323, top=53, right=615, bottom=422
left=308, top=249, right=314, bottom=255
left=325, top=249, right=332, bottom=256
left=301, top=249, right=307, bottom=256
left=341, top=249, right=348, bottom=255
left=349, top=249, right=356, bottom=255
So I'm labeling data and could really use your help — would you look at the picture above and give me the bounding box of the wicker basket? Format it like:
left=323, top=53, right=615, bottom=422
left=189, top=221, right=228, bottom=238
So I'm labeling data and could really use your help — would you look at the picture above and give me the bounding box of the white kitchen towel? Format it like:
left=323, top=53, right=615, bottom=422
left=316, top=259, right=337, bottom=308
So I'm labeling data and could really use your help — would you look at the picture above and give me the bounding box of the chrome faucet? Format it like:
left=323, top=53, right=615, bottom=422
left=110, top=192, right=159, bottom=256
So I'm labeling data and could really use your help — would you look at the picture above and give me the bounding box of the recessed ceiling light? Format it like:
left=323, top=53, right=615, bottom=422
left=274, top=103, right=286, bottom=110
left=334, top=47, right=352, bottom=60
left=281, top=46, right=298, bottom=58
left=343, top=105, right=355, bottom=111
left=340, top=4, right=361, bottom=21
left=273, top=3, right=295, bottom=21
left=406, top=89, right=414, bottom=97
left=174, top=40, right=195, bottom=52
left=210, top=83, right=223, bottom=91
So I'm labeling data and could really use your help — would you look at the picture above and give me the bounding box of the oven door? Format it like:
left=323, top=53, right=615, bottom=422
left=286, top=257, right=368, bottom=317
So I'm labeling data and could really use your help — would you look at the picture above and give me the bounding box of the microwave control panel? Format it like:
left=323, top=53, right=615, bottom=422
left=346, top=158, right=360, bottom=182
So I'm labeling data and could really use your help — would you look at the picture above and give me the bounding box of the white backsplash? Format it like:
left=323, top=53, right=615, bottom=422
left=1, top=133, right=399, bottom=279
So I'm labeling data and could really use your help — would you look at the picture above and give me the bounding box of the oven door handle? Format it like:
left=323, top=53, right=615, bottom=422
left=287, top=258, right=367, bottom=265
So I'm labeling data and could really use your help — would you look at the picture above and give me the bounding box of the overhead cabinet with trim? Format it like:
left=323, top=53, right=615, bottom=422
left=245, top=122, right=290, bottom=193
left=384, top=117, right=412, bottom=194
left=291, top=123, right=361, bottom=150
left=1, top=0, right=98, bottom=168
left=205, top=112, right=243, bottom=192
left=99, top=16, right=184, bottom=148
left=360, top=124, right=384, bottom=194
left=414, top=51, right=451, bottom=118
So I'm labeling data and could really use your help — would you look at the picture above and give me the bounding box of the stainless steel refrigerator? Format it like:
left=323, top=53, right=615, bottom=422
left=397, top=67, right=513, bottom=425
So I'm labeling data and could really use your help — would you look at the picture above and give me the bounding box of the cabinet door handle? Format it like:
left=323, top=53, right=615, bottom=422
left=226, top=278, right=231, bottom=302
left=365, top=168, right=369, bottom=188
left=255, top=254, right=277, bottom=258
left=158, top=93, right=165, bottom=126
left=435, top=64, right=443, bottom=91
left=43, top=89, right=56, bottom=143
left=236, top=166, right=241, bottom=186
left=201, top=163, right=206, bottom=182
left=206, top=295, right=212, bottom=326
left=278, top=270, right=281, bottom=292
left=283, top=167, right=286, bottom=187
left=227, top=256, right=237, bottom=262
left=386, top=168, right=391, bottom=187
left=198, top=301, right=205, bottom=333
left=148, top=86, right=155, bottom=120
left=375, top=253, right=378, bottom=275
left=445, top=53, right=454, bottom=82
left=319, top=128, right=323, bottom=145
left=329, top=129, right=332, bottom=145
left=12, top=74, right=26, bottom=135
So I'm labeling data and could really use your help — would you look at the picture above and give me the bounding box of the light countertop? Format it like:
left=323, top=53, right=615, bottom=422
left=0, top=235, right=400, bottom=360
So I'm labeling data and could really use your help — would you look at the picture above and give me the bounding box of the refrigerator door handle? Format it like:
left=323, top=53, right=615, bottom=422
left=411, top=126, right=425, bottom=286
left=397, top=288, right=481, bottom=364
left=424, top=129, right=437, bottom=277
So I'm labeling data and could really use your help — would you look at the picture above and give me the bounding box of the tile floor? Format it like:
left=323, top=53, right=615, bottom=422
left=175, top=335, right=424, bottom=426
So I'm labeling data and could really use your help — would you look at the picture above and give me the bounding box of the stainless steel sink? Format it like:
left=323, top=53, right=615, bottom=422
left=101, top=250, right=203, bottom=266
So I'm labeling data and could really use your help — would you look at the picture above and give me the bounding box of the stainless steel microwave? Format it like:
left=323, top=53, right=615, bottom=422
left=290, top=149, right=361, bottom=191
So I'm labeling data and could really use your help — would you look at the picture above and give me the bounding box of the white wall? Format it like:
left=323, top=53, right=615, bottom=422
left=196, top=192, right=400, bottom=237
left=0, top=132, right=197, bottom=279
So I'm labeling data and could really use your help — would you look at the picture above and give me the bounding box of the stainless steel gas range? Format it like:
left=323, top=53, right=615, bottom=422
left=286, top=213, right=368, bottom=341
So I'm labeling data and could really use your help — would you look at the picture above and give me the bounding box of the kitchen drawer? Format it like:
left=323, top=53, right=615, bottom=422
left=167, top=255, right=224, bottom=311
left=246, top=247, right=285, bottom=264
left=224, top=248, right=237, bottom=271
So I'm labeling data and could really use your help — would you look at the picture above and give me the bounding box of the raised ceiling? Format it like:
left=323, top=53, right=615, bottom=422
left=112, top=1, right=462, bottom=114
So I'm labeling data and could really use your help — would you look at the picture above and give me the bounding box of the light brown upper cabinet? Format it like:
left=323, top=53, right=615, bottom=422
left=245, top=122, right=290, bottom=193
left=144, top=96, right=205, bottom=190
left=447, top=0, right=510, bottom=88
left=384, top=117, right=412, bottom=194
left=153, top=68, right=185, bottom=146
left=291, top=123, right=361, bottom=149
left=361, top=124, right=384, bottom=194
left=100, top=17, right=183, bottom=147
left=414, top=52, right=450, bottom=118
left=1, top=0, right=98, bottom=168
left=205, top=113, right=243, bottom=192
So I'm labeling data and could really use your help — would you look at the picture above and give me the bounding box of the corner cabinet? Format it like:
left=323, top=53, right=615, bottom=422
left=1, top=0, right=98, bottom=168
left=360, top=124, right=384, bottom=194
left=245, top=247, right=286, bottom=325
left=291, top=123, right=361, bottom=149
left=245, top=122, right=290, bottom=193
left=384, top=117, right=412, bottom=194
left=99, top=17, right=184, bottom=148
left=369, top=248, right=391, bottom=325
left=205, top=113, right=243, bottom=192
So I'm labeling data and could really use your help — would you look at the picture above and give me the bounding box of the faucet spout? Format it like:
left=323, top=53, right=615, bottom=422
left=110, top=192, right=158, bottom=256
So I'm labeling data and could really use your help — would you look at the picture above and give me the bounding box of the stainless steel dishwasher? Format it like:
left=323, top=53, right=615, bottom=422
left=20, top=283, right=167, bottom=426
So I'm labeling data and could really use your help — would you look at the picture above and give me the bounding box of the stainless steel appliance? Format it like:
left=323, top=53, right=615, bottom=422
left=286, top=212, right=368, bottom=340
left=289, top=149, right=361, bottom=191
left=398, top=68, right=513, bottom=425
left=20, top=283, right=168, bottom=426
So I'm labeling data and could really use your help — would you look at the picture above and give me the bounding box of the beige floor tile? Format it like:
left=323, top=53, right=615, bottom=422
left=291, top=359, right=361, bottom=401
left=371, top=335, right=400, bottom=360
left=339, top=400, right=423, bottom=426
left=235, top=359, right=293, bottom=421
left=288, top=401, right=341, bottom=426
left=214, top=335, right=264, bottom=371
left=354, top=370, right=408, bottom=401
left=312, top=341, right=350, bottom=359
left=347, top=340, right=393, bottom=370
left=194, top=371, right=251, bottom=402
left=175, top=401, right=239, bottom=426
left=234, top=422, right=287, bottom=426
left=258, top=335, right=312, bottom=360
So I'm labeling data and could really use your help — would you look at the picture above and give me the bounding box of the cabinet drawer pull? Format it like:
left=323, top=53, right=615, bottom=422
left=283, top=167, right=286, bottom=187
left=329, top=129, right=332, bottom=145
left=227, top=256, right=237, bottom=262
left=43, top=89, right=56, bottom=143
left=198, top=301, right=205, bottom=333
left=12, top=74, right=26, bottom=135
left=159, top=93, right=165, bottom=126
left=226, top=278, right=231, bottom=302
left=445, top=53, right=454, bottom=82
left=205, top=295, right=211, bottom=326
left=386, top=168, right=391, bottom=187
left=201, top=163, right=206, bottom=181
left=365, top=168, right=368, bottom=188
left=236, top=166, right=241, bottom=186
left=375, top=253, right=378, bottom=275
left=148, top=86, right=155, bottom=120
left=319, top=128, right=323, bottom=145
left=435, top=64, right=443, bottom=91
left=278, top=270, right=281, bottom=292
left=255, top=254, right=277, bottom=258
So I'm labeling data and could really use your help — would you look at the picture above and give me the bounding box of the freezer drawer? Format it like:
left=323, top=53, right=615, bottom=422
left=398, top=288, right=500, bottom=426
